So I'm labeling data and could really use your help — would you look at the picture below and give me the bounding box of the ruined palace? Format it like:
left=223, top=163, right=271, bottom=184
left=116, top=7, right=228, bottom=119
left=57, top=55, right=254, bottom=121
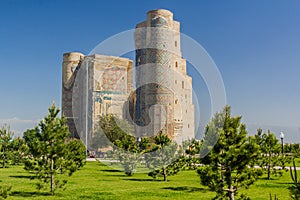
left=61, top=9, right=194, bottom=145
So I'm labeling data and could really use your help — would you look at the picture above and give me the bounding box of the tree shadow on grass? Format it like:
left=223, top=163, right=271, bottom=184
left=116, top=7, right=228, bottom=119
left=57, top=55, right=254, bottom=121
left=79, top=192, right=114, bottom=199
left=122, top=178, right=164, bottom=182
left=10, top=191, right=51, bottom=197
left=9, top=175, right=36, bottom=179
left=162, top=186, right=207, bottom=193
left=276, top=182, right=293, bottom=185
left=104, top=174, right=127, bottom=177
left=101, top=169, right=123, bottom=173
left=259, top=176, right=284, bottom=181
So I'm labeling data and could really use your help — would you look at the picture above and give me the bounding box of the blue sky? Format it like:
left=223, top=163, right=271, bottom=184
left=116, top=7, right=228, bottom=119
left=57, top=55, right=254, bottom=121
left=0, top=0, right=299, bottom=141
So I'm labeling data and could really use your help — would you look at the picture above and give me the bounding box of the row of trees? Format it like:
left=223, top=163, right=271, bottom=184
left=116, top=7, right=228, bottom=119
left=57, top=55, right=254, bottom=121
left=1, top=104, right=297, bottom=199
left=0, top=104, right=87, bottom=197
left=92, top=114, right=181, bottom=180
left=95, top=106, right=294, bottom=200
left=284, top=143, right=300, bottom=157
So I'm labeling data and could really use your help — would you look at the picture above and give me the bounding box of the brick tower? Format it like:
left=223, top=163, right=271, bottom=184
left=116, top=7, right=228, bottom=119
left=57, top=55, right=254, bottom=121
left=134, top=9, right=194, bottom=143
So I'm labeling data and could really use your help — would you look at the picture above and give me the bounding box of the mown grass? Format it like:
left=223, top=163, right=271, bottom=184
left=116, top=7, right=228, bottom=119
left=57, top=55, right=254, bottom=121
left=0, top=161, right=294, bottom=199
left=285, top=157, right=300, bottom=167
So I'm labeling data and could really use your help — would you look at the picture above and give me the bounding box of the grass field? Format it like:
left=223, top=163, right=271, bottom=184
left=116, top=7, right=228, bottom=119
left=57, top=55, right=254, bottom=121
left=0, top=161, right=294, bottom=200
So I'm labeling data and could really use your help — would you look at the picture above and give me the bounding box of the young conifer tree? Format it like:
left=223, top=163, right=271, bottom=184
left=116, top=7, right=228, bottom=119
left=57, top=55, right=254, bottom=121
left=24, top=104, right=86, bottom=195
left=198, top=106, right=262, bottom=200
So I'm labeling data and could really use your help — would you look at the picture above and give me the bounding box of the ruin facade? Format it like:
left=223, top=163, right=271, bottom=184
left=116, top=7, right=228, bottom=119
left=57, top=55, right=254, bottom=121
left=62, top=9, right=195, bottom=145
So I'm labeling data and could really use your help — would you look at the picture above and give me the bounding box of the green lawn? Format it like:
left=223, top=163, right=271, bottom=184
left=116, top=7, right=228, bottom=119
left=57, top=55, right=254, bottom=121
left=285, top=157, right=300, bottom=167
left=0, top=161, right=294, bottom=199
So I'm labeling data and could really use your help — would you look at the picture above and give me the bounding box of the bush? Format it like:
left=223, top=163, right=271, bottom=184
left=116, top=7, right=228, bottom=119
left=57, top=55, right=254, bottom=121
left=0, top=185, right=12, bottom=199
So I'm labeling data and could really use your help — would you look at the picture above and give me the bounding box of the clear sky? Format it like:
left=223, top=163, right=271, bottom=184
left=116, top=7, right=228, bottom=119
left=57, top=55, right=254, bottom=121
left=0, top=0, right=299, bottom=141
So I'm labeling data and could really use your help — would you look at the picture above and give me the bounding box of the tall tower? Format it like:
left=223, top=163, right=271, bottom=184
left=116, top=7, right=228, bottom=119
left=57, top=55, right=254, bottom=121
left=134, top=9, right=194, bottom=143
left=62, top=52, right=84, bottom=138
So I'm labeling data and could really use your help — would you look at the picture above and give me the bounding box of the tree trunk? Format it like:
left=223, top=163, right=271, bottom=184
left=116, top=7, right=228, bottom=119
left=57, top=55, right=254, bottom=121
left=163, top=166, right=167, bottom=181
left=1, top=155, right=4, bottom=168
left=268, top=150, right=271, bottom=180
left=229, top=189, right=235, bottom=200
left=51, top=157, right=55, bottom=195
left=2, top=151, right=6, bottom=168
left=163, top=173, right=167, bottom=181
left=267, top=164, right=271, bottom=180
left=227, top=167, right=235, bottom=200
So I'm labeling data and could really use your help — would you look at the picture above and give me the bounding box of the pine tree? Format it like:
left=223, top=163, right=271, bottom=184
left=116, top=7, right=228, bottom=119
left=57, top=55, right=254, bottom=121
left=185, top=138, right=202, bottom=170
left=114, top=136, right=141, bottom=176
left=97, top=114, right=141, bottom=175
left=255, top=129, right=286, bottom=179
left=98, top=114, right=134, bottom=145
left=146, top=132, right=180, bottom=181
left=11, top=137, right=28, bottom=165
left=64, top=139, right=86, bottom=175
left=23, top=104, right=86, bottom=195
left=198, top=106, right=261, bottom=200
left=0, top=125, right=13, bottom=168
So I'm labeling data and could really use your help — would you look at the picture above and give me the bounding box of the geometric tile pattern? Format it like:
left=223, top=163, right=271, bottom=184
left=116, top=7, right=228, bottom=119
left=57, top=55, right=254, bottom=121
left=101, top=67, right=126, bottom=93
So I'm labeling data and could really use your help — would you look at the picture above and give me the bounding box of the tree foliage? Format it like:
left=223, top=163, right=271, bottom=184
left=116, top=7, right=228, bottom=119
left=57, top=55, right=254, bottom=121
left=64, top=139, right=86, bottom=175
left=96, top=114, right=142, bottom=175
left=97, top=114, right=134, bottom=146
left=289, top=157, right=300, bottom=200
left=285, top=143, right=300, bottom=158
left=184, top=138, right=202, bottom=170
left=113, top=136, right=142, bottom=176
left=0, top=125, right=13, bottom=168
left=10, top=137, right=28, bottom=165
left=0, top=185, right=11, bottom=199
left=145, top=132, right=180, bottom=181
left=254, top=129, right=286, bottom=179
left=94, top=115, right=185, bottom=178
left=198, top=106, right=261, bottom=200
left=23, top=104, right=86, bottom=195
